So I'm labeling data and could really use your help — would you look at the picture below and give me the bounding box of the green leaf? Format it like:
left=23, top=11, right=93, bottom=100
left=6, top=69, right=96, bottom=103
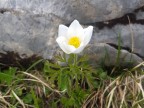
left=0, top=67, right=17, bottom=85
left=115, top=33, right=122, bottom=66
left=43, top=61, right=50, bottom=73
left=23, top=93, right=33, bottom=104
left=71, top=88, right=88, bottom=107
left=99, top=72, right=107, bottom=79
left=58, top=70, right=69, bottom=91
left=78, top=55, right=88, bottom=63
left=44, top=61, right=60, bottom=74
left=55, top=53, right=66, bottom=62
left=61, top=97, right=75, bottom=108
left=31, top=89, right=40, bottom=108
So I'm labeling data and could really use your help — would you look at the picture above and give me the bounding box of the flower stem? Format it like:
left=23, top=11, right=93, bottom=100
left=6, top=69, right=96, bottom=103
left=74, top=54, right=77, bottom=66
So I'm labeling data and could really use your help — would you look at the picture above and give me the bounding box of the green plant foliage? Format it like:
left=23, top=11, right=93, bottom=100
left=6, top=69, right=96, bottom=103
left=43, top=53, right=108, bottom=107
left=0, top=67, right=17, bottom=85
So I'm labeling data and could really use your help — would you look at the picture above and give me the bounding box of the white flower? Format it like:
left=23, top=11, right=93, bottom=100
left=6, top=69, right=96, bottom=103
left=56, top=20, right=93, bottom=54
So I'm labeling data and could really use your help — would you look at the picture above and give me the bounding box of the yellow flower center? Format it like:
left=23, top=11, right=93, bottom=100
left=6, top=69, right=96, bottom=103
left=68, top=36, right=80, bottom=48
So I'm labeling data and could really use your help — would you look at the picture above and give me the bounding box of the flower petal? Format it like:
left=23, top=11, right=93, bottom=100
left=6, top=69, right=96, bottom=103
left=73, top=43, right=86, bottom=53
left=66, top=45, right=77, bottom=54
left=83, top=26, right=93, bottom=45
left=68, top=20, right=84, bottom=39
left=58, top=24, right=68, bottom=37
left=56, top=37, right=76, bottom=54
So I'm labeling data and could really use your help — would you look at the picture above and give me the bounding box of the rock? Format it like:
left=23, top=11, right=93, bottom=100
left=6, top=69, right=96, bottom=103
left=92, top=24, right=144, bottom=58
left=0, top=11, right=144, bottom=67
left=0, top=12, right=62, bottom=59
left=0, top=1, right=144, bottom=67
left=86, top=43, right=143, bottom=67
left=136, top=11, right=144, bottom=20
left=0, top=0, right=144, bottom=23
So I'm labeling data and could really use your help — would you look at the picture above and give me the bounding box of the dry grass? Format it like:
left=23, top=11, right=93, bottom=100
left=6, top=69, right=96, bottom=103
left=83, top=62, right=144, bottom=108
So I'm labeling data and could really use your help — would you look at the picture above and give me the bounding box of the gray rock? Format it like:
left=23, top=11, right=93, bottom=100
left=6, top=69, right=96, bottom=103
left=92, top=24, right=144, bottom=58
left=0, top=0, right=144, bottom=23
left=0, top=11, right=143, bottom=66
left=0, top=1, right=144, bottom=67
left=86, top=43, right=143, bottom=66
left=0, top=12, right=62, bottom=59
left=136, top=11, right=144, bottom=20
